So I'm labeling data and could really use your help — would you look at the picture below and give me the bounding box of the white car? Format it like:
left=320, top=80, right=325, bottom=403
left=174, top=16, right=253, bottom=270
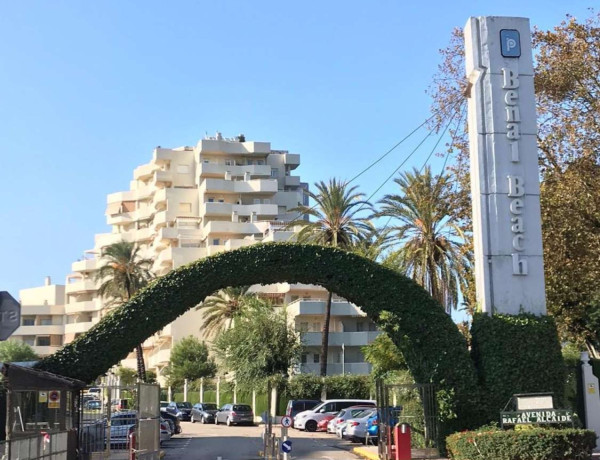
left=293, top=399, right=376, bottom=432
left=343, top=409, right=377, bottom=443
left=327, top=406, right=375, bottom=435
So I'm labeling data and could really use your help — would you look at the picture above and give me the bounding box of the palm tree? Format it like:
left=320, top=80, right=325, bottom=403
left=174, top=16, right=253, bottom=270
left=287, top=178, right=373, bottom=376
left=196, top=286, right=257, bottom=338
left=375, top=166, right=470, bottom=313
left=95, top=241, right=154, bottom=381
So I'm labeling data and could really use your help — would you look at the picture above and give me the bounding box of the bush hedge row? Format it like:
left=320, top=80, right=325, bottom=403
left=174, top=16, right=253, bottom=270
left=470, top=313, right=566, bottom=422
left=446, top=427, right=596, bottom=460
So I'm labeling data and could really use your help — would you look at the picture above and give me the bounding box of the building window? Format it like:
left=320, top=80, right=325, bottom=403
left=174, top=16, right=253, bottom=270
left=257, top=159, right=265, bottom=165
left=247, top=160, right=254, bottom=165
left=36, top=337, right=51, bottom=347
left=313, top=354, right=320, bottom=363
left=299, top=322, right=308, bottom=332
left=271, top=168, right=278, bottom=178
left=225, top=160, right=233, bottom=166
left=356, top=322, right=364, bottom=332
left=22, top=317, right=35, bottom=326
left=208, top=198, right=215, bottom=203
left=253, top=199, right=261, bottom=205
left=218, top=199, right=224, bottom=203
left=40, top=316, right=53, bottom=326
left=301, top=354, right=308, bottom=364
left=212, top=239, right=220, bottom=246
left=22, top=336, right=35, bottom=346
left=312, top=322, right=320, bottom=332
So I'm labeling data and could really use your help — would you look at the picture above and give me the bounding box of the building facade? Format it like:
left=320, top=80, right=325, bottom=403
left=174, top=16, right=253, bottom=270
left=13, top=133, right=378, bottom=380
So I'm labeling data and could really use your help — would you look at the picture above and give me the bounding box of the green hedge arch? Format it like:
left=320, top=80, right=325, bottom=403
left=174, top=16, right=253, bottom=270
left=36, top=243, right=480, bottom=430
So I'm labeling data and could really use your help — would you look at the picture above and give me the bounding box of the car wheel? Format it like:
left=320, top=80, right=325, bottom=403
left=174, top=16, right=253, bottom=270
left=305, top=420, right=317, bottom=432
left=214, top=416, right=219, bottom=425
left=226, top=417, right=232, bottom=427
left=201, top=416, right=206, bottom=424
left=191, top=415, right=195, bottom=423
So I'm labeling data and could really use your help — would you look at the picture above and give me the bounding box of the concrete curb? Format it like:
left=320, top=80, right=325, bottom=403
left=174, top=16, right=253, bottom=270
left=352, top=446, right=379, bottom=460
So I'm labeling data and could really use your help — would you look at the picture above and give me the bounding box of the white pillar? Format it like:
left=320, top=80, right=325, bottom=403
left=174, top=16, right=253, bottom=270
left=233, top=382, right=237, bottom=404
left=581, top=352, right=600, bottom=451
left=252, top=390, right=256, bottom=422
left=200, top=378, right=204, bottom=403
left=168, top=386, right=172, bottom=402
left=184, top=379, right=188, bottom=402
left=270, top=385, right=277, bottom=418
left=216, top=377, right=221, bottom=407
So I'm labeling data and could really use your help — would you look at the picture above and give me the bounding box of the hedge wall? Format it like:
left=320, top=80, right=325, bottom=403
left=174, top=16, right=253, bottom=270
left=446, top=427, right=596, bottom=460
left=35, top=243, right=480, bottom=433
left=470, top=313, right=565, bottom=422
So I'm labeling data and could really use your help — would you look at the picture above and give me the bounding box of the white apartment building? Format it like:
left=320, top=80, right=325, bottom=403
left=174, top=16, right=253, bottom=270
left=12, top=133, right=378, bottom=380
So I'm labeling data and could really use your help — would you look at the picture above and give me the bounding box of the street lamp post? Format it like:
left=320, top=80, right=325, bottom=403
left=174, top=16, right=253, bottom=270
left=342, top=343, right=345, bottom=375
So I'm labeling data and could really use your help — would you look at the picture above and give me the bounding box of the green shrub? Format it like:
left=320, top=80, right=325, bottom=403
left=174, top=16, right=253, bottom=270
left=471, top=313, right=565, bottom=422
left=446, top=427, right=596, bottom=460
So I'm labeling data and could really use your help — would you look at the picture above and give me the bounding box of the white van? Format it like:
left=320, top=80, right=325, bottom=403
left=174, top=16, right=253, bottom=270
left=293, top=399, right=376, bottom=432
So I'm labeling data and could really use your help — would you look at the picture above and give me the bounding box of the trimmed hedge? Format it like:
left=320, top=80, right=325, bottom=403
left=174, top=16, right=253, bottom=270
left=446, top=428, right=597, bottom=460
left=35, top=243, right=480, bottom=434
left=471, top=313, right=565, bottom=422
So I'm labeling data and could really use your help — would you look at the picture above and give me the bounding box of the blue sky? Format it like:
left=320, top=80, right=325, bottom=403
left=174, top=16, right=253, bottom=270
left=0, top=2, right=593, bottom=321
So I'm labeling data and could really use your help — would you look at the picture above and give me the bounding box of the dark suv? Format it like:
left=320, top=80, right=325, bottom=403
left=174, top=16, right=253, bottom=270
left=191, top=403, right=218, bottom=424
left=166, top=401, right=192, bottom=421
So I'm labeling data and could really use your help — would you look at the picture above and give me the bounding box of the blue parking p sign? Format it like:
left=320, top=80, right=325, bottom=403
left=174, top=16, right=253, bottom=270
left=281, top=440, right=292, bottom=453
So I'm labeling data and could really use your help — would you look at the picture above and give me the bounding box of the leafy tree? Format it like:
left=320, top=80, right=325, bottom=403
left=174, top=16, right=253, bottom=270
left=146, top=369, right=157, bottom=384
left=0, top=340, right=38, bottom=362
left=375, top=166, right=470, bottom=313
left=95, top=241, right=154, bottom=381
left=196, top=286, right=255, bottom=338
left=287, top=178, right=372, bottom=375
left=213, top=301, right=301, bottom=387
left=115, top=366, right=137, bottom=386
left=166, top=336, right=216, bottom=388
left=362, top=333, right=406, bottom=379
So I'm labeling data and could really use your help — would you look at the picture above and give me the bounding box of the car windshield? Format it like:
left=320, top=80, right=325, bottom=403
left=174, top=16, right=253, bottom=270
left=177, top=402, right=192, bottom=408
left=233, top=405, right=251, bottom=412
left=160, top=402, right=169, bottom=408
left=112, top=416, right=136, bottom=426
left=203, top=404, right=218, bottom=410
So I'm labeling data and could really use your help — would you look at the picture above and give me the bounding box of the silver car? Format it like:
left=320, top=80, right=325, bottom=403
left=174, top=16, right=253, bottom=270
left=327, top=406, right=375, bottom=435
left=214, top=404, right=254, bottom=426
left=342, top=409, right=377, bottom=442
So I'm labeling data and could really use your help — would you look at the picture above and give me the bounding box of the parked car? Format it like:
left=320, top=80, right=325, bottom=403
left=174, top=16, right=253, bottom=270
left=160, top=401, right=169, bottom=410
left=109, top=411, right=137, bottom=448
left=191, top=403, right=218, bottom=424
left=294, top=399, right=376, bottom=432
left=159, top=418, right=172, bottom=444
left=84, top=399, right=101, bottom=411
left=160, top=411, right=182, bottom=434
left=214, top=404, right=254, bottom=426
left=317, top=414, right=335, bottom=432
left=365, top=406, right=403, bottom=441
left=285, top=399, right=321, bottom=426
left=343, top=409, right=378, bottom=443
left=165, top=401, right=193, bottom=421
left=327, top=406, right=375, bottom=436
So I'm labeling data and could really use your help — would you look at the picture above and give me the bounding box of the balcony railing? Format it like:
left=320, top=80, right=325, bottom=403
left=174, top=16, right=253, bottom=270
left=299, top=362, right=372, bottom=375
left=300, top=331, right=381, bottom=347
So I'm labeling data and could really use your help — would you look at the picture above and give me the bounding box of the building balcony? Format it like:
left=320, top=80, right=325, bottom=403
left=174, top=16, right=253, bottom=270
left=153, top=170, right=173, bottom=186
left=153, top=188, right=167, bottom=210
left=282, top=153, right=300, bottom=169
left=196, top=139, right=270, bottom=155
left=203, top=220, right=263, bottom=236
left=198, top=163, right=271, bottom=178
left=148, top=348, right=172, bottom=368
left=71, top=258, right=98, bottom=273
left=299, top=362, right=371, bottom=375
left=133, top=163, right=157, bottom=180
left=64, top=300, right=103, bottom=315
left=32, top=345, right=63, bottom=357
left=201, top=178, right=278, bottom=195
left=65, top=279, right=97, bottom=295
left=13, top=324, right=64, bottom=336
left=64, top=322, right=94, bottom=335
left=300, top=331, right=380, bottom=347
left=287, top=299, right=366, bottom=317
left=200, top=202, right=278, bottom=218
left=156, top=247, right=206, bottom=268
left=284, top=175, right=300, bottom=187
left=107, top=186, right=154, bottom=205
left=17, top=304, right=65, bottom=316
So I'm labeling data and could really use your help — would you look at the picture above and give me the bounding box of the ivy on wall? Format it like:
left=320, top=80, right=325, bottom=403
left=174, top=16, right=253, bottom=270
left=36, top=242, right=480, bottom=432
left=470, top=313, right=565, bottom=421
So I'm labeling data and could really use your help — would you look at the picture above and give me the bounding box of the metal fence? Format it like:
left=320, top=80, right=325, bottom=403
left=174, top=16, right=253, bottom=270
left=376, top=380, right=439, bottom=459
left=79, top=383, right=160, bottom=460
left=2, top=430, right=73, bottom=460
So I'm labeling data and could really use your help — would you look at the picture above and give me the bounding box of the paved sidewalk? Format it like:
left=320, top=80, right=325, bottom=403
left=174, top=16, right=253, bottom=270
left=353, top=445, right=447, bottom=460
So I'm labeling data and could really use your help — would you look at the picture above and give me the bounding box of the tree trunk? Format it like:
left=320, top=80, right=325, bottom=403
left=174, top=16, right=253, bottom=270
left=320, top=291, right=333, bottom=377
left=136, top=344, right=147, bottom=382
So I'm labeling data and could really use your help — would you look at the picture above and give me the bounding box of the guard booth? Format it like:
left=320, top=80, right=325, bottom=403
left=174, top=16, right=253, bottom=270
left=1, top=362, right=85, bottom=460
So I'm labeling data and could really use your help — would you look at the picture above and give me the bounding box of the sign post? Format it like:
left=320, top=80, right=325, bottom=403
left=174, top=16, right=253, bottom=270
left=280, top=416, right=293, bottom=460
left=0, top=292, right=21, bottom=340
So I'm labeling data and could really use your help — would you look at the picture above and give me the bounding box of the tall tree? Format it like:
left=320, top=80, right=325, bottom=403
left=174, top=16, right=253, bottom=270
left=166, top=336, right=217, bottom=388
left=95, top=241, right=154, bottom=382
left=287, top=178, right=373, bottom=376
left=0, top=340, right=38, bottom=363
left=213, top=301, right=301, bottom=387
left=196, top=286, right=255, bottom=338
left=376, top=166, right=470, bottom=313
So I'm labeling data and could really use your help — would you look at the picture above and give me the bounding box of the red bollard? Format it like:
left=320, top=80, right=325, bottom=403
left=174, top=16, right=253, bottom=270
left=129, top=431, right=136, bottom=460
left=394, top=423, right=411, bottom=460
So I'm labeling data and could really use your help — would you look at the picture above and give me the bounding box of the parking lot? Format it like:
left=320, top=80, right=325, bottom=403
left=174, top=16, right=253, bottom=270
left=161, top=420, right=363, bottom=460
